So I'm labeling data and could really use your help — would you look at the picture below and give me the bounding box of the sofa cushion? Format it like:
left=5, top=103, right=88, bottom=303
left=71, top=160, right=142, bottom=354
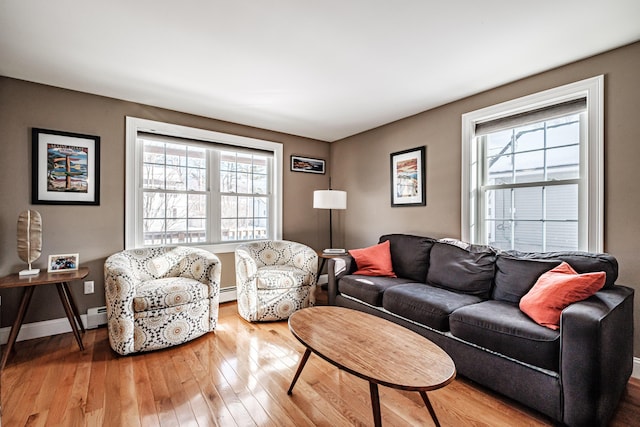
left=450, top=300, right=560, bottom=371
left=519, top=262, right=606, bottom=330
left=493, top=255, right=562, bottom=303
left=426, top=240, right=497, bottom=298
left=382, top=283, right=484, bottom=331
left=349, top=240, right=396, bottom=277
left=338, top=275, right=413, bottom=306
left=379, top=234, right=436, bottom=282
left=505, top=250, right=618, bottom=288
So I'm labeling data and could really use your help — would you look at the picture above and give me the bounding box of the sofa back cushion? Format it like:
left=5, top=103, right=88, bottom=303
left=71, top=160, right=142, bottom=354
left=493, top=255, right=562, bottom=303
left=504, top=250, right=618, bottom=288
left=379, top=234, right=436, bottom=282
left=427, top=240, right=497, bottom=298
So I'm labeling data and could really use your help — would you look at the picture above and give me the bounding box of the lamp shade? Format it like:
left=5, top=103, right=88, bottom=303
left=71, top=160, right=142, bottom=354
left=313, top=190, right=347, bottom=210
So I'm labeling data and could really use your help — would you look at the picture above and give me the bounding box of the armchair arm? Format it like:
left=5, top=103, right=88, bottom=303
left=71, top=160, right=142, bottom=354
left=103, top=254, right=141, bottom=355
left=559, top=285, right=634, bottom=427
left=327, top=254, right=357, bottom=305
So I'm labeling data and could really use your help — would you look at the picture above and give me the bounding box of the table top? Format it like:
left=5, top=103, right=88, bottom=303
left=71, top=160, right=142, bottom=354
left=288, top=306, right=456, bottom=391
left=0, top=267, right=90, bottom=289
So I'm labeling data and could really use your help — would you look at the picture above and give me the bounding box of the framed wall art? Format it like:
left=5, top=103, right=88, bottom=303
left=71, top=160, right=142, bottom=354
left=390, top=146, right=426, bottom=207
left=47, top=253, right=79, bottom=273
left=32, top=128, right=100, bottom=205
left=290, top=155, right=326, bottom=174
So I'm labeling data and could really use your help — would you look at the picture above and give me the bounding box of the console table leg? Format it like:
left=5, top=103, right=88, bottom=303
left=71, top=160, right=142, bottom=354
left=369, top=382, right=382, bottom=427
left=420, top=391, right=441, bottom=427
left=287, top=348, right=311, bottom=395
left=56, top=283, right=84, bottom=351
left=0, top=286, right=35, bottom=370
left=62, top=282, right=85, bottom=333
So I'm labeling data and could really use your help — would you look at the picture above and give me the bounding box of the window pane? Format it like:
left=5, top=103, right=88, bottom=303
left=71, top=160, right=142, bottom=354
left=165, top=143, right=186, bottom=166
left=187, top=167, right=206, bottom=191
left=513, top=150, right=544, bottom=183
left=143, top=192, right=165, bottom=218
left=221, top=195, right=237, bottom=218
left=253, top=156, right=268, bottom=174
left=513, top=221, right=543, bottom=252
left=254, top=218, right=268, bottom=239
left=237, top=153, right=252, bottom=173
left=220, top=151, right=237, bottom=171
left=188, top=219, right=206, bottom=243
left=221, top=219, right=237, bottom=241
left=220, top=171, right=236, bottom=193
left=143, top=164, right=165, bottom=189
left=547, top=146, right=579, bottom=180
left=546, top=222, right=578, bottom=251
left=188, top=194, right=207, bottom=218
left=143, top=140, right=165, bottom=164
left=166, top=193, right=187, bottom=218
left=513, top=187, right=542, bottom=220
left=546, top=185, right=578, bottom=220
left=486, top=130, right=513, bottom=157
left=486, top=219, right=512, bottom=249
left=166, top=166, right=186, bottom=191
left=487, top=154, right=513, bottom=185
left=547, top=115, right=580, bottom=148
left=187, top=146, right=206, bottom=168
left=253, top=174, right=268, bottom=194
left=238, top=196, right=252, bottom=218
left=513, top=122, right=544, bottom=152
left=254, top=197, right=268, bottom=217
left=143, top=219, right=165, bottom=246
left=237, top=172, right=250, bottom=194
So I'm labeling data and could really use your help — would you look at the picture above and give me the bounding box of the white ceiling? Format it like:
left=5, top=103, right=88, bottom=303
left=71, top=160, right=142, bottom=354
left=1, top=1, right=639, bottom=142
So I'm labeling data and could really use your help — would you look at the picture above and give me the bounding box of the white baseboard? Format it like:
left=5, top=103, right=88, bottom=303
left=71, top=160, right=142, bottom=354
left=0, top=314, right=89, bottom=345
left=633, top=357, right=640, bottom=380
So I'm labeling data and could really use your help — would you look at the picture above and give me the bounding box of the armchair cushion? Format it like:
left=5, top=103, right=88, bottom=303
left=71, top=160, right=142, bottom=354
left=256, top=265, right=309, bottom=290
left=133, top=277, right=209, bottom=312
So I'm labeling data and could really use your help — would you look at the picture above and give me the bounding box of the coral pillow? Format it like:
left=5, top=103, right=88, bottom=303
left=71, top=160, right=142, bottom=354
left=349, top=240, right=396, bottom=277
left=519, top=262, right=605, bottom=330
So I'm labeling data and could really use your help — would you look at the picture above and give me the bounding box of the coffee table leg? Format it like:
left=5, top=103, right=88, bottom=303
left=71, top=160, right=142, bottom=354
left=420, top=391, right=441, bottom=427
left=369, top=382, right=382, bottom=427
left=287, top=348, right=311, bottom=395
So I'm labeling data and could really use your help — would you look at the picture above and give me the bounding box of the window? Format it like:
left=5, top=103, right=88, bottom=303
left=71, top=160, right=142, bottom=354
left=461, top=76, right=603, bottom=252
left=126, top=117, right=283, bottom=251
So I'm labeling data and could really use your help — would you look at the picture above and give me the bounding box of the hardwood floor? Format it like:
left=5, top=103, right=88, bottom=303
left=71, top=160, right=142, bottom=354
left=2, top=300, right=639, bottom=426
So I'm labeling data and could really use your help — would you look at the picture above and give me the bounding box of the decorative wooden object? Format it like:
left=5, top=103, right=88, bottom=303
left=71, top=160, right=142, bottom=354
left=17, top=209, right=42, bottom=276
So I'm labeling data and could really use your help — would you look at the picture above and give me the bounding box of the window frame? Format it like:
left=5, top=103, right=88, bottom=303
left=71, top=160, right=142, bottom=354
left=461, top=75, right=604, bottom=252
left=125, top=117, right=283, bottom=252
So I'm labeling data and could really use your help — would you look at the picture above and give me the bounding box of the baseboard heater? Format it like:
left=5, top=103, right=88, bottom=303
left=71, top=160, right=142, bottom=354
left=86, top=306, right=108, bottom=329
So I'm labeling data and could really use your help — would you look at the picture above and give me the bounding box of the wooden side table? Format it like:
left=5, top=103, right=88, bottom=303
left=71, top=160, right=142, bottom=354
left=317, top=251, right=347, bottom=276
left=0, top=267, right=89, bottom=370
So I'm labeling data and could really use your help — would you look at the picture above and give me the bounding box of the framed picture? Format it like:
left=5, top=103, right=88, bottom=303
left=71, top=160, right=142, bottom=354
left=32, top=128, right=100, bottom=205
left=390, top=146, right=426, bottom=207
left=290, top=155, right=326, bottom=174
left=47, top=253, right=80, bottom=273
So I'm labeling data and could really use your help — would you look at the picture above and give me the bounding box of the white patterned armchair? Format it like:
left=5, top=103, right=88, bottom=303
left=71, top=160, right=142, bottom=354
left=104, top=246, right=221, bottom=355
left=235, top=240, right=318, bottom=322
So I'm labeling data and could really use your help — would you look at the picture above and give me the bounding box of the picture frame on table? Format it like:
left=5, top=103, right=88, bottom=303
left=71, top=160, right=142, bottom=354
left=290, top=155, right=326, bottom=174
left=390, top=146, right=426, bottom=207
left=32, top=128, right=100, bottom=205
left=47, top=253, right=80, bottom=273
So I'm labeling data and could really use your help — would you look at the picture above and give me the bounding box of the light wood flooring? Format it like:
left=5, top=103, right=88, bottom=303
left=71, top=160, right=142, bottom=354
left=2, top=300, right=639, bottom=426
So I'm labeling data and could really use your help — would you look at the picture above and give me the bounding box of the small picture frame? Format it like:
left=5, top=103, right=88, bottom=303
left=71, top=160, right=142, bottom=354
left=290, top=155, right=326, bottom=174
left=390, top=146, right=426, bottom=207
left=32, top=128, right=101, bottom=205
left=47, top=253, right=80, bottom=273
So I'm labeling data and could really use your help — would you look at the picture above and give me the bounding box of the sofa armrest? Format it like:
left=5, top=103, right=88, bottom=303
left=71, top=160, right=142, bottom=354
left=560, top=285, right=634, bottom=427
left=327, top=255, right=356, bottom=305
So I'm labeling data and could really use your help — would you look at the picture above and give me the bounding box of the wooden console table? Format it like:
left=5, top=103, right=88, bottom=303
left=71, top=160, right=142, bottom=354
left=0, top=267, right=88, bottom=370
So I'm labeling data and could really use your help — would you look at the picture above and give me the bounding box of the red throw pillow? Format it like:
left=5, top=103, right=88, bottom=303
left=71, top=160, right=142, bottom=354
left=349, top=240, right=396, bottom=277
left=519, top=262, right=605, bottom=330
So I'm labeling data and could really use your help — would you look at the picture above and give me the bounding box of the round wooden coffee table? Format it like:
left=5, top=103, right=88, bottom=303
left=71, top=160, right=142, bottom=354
left=287, top=306, right=456, bottom=427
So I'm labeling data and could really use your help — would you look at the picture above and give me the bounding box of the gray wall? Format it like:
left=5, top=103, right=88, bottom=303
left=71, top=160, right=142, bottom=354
left=0, top=77, right=331, bottom=326
left=330, top=41, right=640, bottom=357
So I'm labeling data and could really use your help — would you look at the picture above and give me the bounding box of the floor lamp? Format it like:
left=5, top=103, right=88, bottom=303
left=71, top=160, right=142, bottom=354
left=313, top=188, right=347, bottom=250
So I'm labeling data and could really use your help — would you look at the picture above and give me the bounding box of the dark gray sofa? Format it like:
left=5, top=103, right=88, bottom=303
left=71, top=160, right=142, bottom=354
left=327, top=234, right=634, bottom=427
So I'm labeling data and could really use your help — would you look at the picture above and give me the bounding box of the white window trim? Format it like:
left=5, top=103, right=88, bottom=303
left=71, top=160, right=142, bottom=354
left=125, top=117, right=283, bottom=253
left=461, top=75, right=604, bottom=252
